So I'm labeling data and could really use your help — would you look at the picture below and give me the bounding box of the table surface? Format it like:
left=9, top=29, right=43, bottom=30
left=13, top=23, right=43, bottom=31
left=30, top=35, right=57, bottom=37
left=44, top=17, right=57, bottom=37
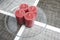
left=0, top=0, right=60, bottom=40
left=0, top=0, right=37, bottom=12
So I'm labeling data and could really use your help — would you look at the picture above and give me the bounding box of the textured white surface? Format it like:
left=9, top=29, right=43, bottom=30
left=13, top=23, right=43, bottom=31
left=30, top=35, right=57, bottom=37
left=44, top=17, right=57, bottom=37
left=14, top=25, right=25, bottom=40
left=0, top=10, right=15, bottom=17
left=0, top=0, right=39, bottom=12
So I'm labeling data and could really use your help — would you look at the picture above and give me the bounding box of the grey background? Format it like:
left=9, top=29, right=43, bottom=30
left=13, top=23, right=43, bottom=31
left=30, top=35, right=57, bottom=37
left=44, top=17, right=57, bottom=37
left=38, top=0, right=60, bottom=28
